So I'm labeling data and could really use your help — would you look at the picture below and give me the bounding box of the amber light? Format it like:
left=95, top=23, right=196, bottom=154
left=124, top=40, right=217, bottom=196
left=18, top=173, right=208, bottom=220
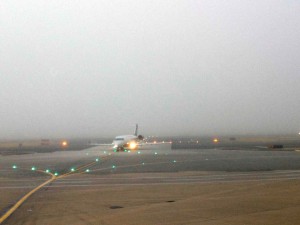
left=61, top=141, right=68, bottom=147
left=213, top=138, right=219, bottom=143
left=129, top=142, right=137, bottom=149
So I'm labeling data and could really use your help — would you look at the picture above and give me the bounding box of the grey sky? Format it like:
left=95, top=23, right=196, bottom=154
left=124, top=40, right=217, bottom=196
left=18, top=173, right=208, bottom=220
left=0, top=0, right=299, bottom=139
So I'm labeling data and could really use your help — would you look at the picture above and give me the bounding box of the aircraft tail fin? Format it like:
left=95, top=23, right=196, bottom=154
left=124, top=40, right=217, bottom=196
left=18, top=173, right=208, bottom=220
left=134, top=124, right=138, bottom=136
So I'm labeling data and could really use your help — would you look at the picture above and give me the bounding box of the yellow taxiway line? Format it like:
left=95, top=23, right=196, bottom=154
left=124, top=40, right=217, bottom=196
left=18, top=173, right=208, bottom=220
left=0, top=154, right=112, bottom=224
left=0, top=171, right=55, bottom=224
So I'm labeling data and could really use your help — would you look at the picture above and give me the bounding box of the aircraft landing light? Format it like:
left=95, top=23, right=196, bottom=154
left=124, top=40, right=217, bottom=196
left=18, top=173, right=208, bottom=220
left=129, top=142, right=137, bottom=149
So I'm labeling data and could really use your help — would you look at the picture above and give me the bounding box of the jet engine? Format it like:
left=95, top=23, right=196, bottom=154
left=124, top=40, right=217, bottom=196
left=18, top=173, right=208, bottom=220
left=138, top=135, right=144, bottom=140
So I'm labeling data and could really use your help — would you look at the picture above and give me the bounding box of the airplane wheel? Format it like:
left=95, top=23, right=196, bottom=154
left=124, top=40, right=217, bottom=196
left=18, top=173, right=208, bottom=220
left=117, top=147, right=124, bottom=152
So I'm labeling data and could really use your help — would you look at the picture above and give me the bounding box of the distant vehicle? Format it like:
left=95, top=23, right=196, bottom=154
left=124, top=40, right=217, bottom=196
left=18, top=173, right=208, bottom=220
left=91, top=124, right=169, bottom=152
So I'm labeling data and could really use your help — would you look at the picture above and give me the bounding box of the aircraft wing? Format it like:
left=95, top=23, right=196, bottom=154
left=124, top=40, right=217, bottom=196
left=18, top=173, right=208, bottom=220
left=89, top=143, right=113, bottom=146
left=137, top=141, right=171, bottom=146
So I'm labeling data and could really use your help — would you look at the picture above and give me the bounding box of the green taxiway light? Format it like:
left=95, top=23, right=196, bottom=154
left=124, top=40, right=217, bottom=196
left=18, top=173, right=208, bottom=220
left=54, top=172, right=59, bottom=176
left=31, top=167, right=36, bottom=171
left=142, top=162, right=145, bottom=165
left=70, top=168, right=75, bottom=172
left=85, top=169, right=90, bottom=173
left=154, top=152, right=158, bottom=155
left=124, top=149, right=127, bottom=152
left=45, top=169, right=50, bottom=173
left=104, top=151, right=107, bottom=154
left=96, top=158, right=99, bottom=162
left=173, top=160, right=177, bottom=163
left=138, top=151, right=141, bottom=154
left=12, top=165, right=17, bottom=169
left=112, top=165, right=116, bottom=169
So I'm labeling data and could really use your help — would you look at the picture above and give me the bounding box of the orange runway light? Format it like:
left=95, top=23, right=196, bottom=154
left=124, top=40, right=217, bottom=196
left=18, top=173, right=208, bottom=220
left=61, top=141, right=68, bottom=147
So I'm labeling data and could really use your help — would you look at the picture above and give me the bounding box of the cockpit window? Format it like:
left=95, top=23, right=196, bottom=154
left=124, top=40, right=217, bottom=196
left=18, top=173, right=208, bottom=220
left=114, top=138, right=124, bottom=141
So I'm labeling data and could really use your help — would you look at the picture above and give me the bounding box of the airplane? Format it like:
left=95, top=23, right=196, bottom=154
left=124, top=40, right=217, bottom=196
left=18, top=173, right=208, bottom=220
left=90, top=124, right=170, bottom=152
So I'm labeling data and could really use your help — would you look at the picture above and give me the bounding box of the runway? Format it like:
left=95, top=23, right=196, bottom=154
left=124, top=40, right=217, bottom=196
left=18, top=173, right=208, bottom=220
left=1, top=146, right=300, bottom=225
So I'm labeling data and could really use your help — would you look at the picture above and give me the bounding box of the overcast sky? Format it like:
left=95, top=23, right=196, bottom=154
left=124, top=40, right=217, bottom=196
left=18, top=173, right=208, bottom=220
left=0, top=0, right=299, bottom=139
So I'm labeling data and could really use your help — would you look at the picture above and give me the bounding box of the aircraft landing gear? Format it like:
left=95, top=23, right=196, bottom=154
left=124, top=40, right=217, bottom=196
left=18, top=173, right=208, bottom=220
left=116, top=147, right=124, bottom=152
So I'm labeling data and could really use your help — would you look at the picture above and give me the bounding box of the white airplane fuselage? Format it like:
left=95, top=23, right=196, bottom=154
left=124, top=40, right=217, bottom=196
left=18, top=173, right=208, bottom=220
left=112, top=135, right=139, bottom=151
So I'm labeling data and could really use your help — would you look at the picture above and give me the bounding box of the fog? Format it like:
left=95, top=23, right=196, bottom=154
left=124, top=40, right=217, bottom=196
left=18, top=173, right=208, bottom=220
left=0, top=0, right=299, bottom=139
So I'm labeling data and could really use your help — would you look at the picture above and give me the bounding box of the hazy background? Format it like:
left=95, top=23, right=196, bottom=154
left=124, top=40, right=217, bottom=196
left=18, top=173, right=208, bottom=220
left=0, top=0, right=299, bottom=139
